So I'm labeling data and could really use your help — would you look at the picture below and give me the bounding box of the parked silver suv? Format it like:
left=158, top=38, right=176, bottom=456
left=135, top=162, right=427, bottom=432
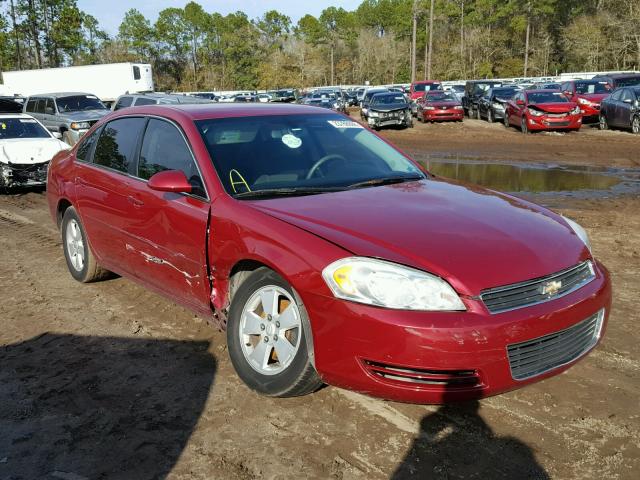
left=23, top=92, right=110, bottom=145
left=112, top=93, right=212, bottom=110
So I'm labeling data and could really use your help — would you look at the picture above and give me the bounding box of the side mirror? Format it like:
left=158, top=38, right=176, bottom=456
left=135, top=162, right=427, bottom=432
left=53, top=131, right=62, bottom=139
left=516, top=99, right=525, bottom=106
left=147, top=170, right=192, bottom=194
left=623, top=98, right=633, bottom=104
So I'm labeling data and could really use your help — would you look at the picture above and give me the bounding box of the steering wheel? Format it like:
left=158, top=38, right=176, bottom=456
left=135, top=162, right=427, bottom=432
left=306, top=154, right=348, bottom=179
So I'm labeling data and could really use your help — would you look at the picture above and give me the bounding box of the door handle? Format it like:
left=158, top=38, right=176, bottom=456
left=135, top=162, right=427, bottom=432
left=127, top=195, right=144, bottom=207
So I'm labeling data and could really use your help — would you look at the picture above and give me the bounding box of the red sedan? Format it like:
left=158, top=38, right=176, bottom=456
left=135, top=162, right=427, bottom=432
left=504, top=90, right=582, bottom=133
left=416, top=91, right=464, bottom=122
left=560, top=80, right=612, bottom=123
left=47, top=104, right=610, bottom=404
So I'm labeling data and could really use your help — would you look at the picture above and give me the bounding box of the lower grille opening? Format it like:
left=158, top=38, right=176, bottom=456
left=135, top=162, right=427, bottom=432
left=363, top=360, right=480, bottom=389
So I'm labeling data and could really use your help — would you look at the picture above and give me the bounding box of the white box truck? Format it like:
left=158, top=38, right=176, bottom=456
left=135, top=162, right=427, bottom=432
left=1, top=63, right=153, bottom=103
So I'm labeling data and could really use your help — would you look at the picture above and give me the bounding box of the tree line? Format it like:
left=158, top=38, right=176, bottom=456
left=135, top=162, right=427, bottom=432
left=1, top=0, right=639, bottom=91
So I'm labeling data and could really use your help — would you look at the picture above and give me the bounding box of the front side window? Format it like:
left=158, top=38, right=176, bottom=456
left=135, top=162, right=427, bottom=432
left=45, top=98, right=56, bottom=114
left=56, top=95, right=107, bottom=113
left=134, top=97, right=158, bottom=106
left=114, top=96, right=133, bottom=110
left=0, top=117, right=51, bottom=139
left=93, top=117, right=145, bottom=174
left=138, top=119, right=206, bottom=198
left=196, top=114, right=425, bottom=198
left=76, top=127, right=101, bottom=162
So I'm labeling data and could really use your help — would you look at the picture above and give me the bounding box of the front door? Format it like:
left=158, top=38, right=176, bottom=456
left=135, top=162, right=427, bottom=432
left=126, top=117, right=211, bottom=313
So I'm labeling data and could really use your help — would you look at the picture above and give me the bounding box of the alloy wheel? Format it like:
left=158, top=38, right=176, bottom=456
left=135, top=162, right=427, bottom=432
left=632, top=116, right=640, bottom=134
left=599, top=115, right=608, bottom=131
left=65, top=218, right=85, bottom=272
left=238, top=285, right=302, bottom=376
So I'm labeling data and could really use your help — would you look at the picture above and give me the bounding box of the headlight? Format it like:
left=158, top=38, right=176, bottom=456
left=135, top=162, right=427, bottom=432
left=423, top=106, right=435, bottom=110
left=454, top=105, right=464, bottom=110
left=369, top=111, right=379, bottom=117
left=577, top=98, right=589, bottom=105
left=527, top=108, right=544, bottom=117
left=562, top=216, right=591, bottom=252
left=322, top=257, right=466, bottom=311
left=492, top=102, right=504, bottom=109
left=70, top=122, right=90, bottom=130
left=570, top=106, right=581, bottom=115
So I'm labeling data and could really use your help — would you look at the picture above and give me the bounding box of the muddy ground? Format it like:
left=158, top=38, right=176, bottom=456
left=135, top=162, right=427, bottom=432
left=1, top=118, right=639, bottom=480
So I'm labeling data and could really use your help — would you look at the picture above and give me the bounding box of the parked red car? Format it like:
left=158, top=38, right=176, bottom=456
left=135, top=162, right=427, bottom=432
left=409, top=80, right=443, bottom=101
left=560, top=80, right=612, bottom=123
left=416, top=91, right=464, bottom=122
left=47, top=104, right=611, bottom=404
left=504, top=89, right=582, bottom=133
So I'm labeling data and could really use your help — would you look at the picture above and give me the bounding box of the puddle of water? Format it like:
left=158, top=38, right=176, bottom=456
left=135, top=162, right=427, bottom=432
left=411, top=153, right=640, bottom=196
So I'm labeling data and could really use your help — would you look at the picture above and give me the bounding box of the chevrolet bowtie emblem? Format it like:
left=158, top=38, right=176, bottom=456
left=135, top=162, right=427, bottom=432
left=541, top=280, right=562, bottom=296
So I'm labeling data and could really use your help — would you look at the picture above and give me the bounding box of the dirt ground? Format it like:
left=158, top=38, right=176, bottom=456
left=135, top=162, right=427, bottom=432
left=1, top=118, right=639, bottom=480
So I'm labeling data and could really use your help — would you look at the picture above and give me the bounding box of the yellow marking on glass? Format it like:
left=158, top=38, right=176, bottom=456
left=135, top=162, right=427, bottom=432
left=229, top=169, right=251, bottom=193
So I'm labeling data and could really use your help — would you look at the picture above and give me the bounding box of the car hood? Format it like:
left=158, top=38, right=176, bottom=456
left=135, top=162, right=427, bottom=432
left=0, top=138, right=69, bottom=165
left=247, top=179, right=588, bottom=296
left=577, top=93, right=608, bottom=103
left=370, top=104, right=409, bottom=112
left=58, top=109, right=110, bottom=121
left=528, top=102, right=576, bottom=113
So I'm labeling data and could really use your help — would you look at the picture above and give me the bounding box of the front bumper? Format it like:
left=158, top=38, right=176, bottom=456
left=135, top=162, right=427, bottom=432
left=527, top=113, right=582, bottom=131
left=423, top=109, right=464, bottom=121
left=368, top=115, right=410, bottom=129
left=305, top=261, right=611, bottom=404
left=0, top=161, right=49, bottom=188
left=579, top=104, right=600, bottom=123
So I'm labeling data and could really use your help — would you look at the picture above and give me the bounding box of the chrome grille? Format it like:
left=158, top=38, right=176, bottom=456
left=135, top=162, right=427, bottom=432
left=481, top=261, right=595, bottom=314
left=507, top=309, right=604, bottom=380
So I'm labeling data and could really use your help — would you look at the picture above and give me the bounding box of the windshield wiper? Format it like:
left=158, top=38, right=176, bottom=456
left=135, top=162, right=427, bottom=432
left=346, top=175, right=424, bottom=190
left=234, top=187, right=343, bottom=199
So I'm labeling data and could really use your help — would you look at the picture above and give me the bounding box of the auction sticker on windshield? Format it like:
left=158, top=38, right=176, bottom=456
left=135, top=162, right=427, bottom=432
left=328, top=120, right=363, bottom=129
left=281, top=134, right=302, bottom=149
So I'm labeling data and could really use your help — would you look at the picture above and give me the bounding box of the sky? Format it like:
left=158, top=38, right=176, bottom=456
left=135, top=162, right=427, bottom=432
left=77, top=0, right=363, bottom=35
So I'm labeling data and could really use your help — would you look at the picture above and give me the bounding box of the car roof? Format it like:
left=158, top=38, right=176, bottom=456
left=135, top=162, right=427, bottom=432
left=0, top=112, right=35, bottom=119
left=106, top=103, right=339, bottom=122
left=26, top=92, right=97, bottom=98
left=594, top=73, right=640, bottom=79
left=413, top=80, right=440, bottom=84
left=524, top=89, right=562, bottom=94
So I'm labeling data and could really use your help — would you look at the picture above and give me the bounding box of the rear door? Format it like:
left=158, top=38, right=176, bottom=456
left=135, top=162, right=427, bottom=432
left=126, top=117, right=211, bottom=312
left=619, top=89, right=634, bottom=127
left=74, top=116, right=147, bottom=275
left=43, top=97, right=57, bottom=131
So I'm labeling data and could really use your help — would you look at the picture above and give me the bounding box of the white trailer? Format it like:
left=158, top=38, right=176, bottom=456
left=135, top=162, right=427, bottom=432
left=0, top=63, right=153, bottom=103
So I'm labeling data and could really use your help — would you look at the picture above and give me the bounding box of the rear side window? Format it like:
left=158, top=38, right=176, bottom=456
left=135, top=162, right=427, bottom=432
left=93, top=117, right=146, bottom=174
left=114, top=96, right=133, bottom=110
left=76, top=128, right=101, bottom=162
left=138, top=119, right=206, bottom=198
left=134, top=97, right=157, bottom=106
left=45, top=98, right=55, bottom=114
left=26, top=99, right=37, bottom=112
left=133, top=65, right=141, bottom=80
left=35, top=99, right=46, bottom=114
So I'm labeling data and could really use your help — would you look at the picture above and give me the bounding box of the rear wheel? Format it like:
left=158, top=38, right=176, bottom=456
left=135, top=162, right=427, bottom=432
left=504, top=112, right=510, bottom=129
left=62, top=207, right=109, bottom=283
left=599, top=115, right=608, bottom=131
left=632, top=116, right=640, bottom=134
left=226, top=268, right=323, bottom=397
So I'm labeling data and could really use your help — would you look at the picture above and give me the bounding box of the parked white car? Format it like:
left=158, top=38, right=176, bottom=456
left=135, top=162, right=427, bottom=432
left=0, top=113, right=70, bottom=189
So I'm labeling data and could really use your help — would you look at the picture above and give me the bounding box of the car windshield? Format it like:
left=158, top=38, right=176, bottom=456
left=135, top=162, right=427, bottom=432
left=196, top=114, right=425, bottom=198
left=493, top=88, right=518, bottom=100
left=426, top=92, right=456, bottom=102
left=472, top=83, right=502, bottom=95
left=57, top=95, right=107, bottom=112
left=0, top=117, right=51, bottom=139
left=372, top=94, right=407, bottom=105
left=575, top=81, right=611, bottom=94
left=527, top=91, right=568, bottom=104
left=313, top=92, right=336, bottom=100
left=614, top=77, right=640, bottom=87
left=414, top=83, right=441, bottom=92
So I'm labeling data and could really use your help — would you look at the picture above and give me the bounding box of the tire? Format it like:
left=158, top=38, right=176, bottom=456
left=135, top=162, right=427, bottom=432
left=632, top=116, right=640, bottom=134
left=504, top=113, right=510, bottom=128
left=417, top=111, right=422, bottom=122
left=226, top=268, right=323, bottom=397
left=521, top=117, right=529, bottom=134
left=487, top=109, right=494, bottom=123
left=61, top=207, right=109, bottom=283
left=476, top=107, right=482, bottom=120
left=468, top=107, right=475, bottom=119
left=599, top=115, right=608, bottom=131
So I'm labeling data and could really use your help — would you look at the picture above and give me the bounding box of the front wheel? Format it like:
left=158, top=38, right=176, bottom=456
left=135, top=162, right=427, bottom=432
left=487, top=109, right=494, bottom=123
left=62, top=207, right=109, bottom=283
left=521, top=117, right=529, bottom=134
left=476, top=107, right=482, bottom=120
left=503, top=113, right=510, bottom=128
left=226, top=268, right=323, bottom=397
left=632, top=116, right=640, bottom=134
